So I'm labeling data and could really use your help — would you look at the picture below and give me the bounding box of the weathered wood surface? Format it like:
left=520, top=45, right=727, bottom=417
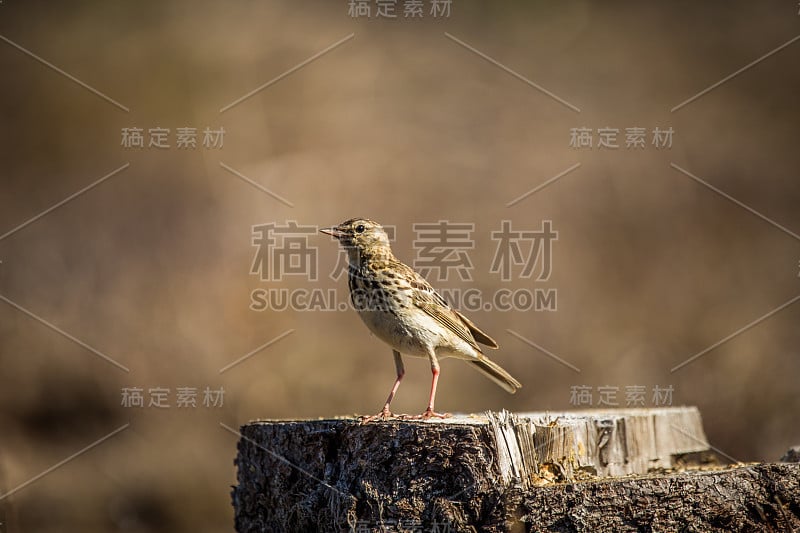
left=489, top=407, right=708, bottom=481
left=513, top=463, right=799, bottom=532
left=231, top=407, right=800, bottom=532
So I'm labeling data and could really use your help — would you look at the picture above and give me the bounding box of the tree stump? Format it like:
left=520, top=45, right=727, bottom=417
left=230, top=407, right=800, bottom=532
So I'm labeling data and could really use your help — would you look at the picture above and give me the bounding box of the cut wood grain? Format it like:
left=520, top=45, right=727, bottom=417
left=230, top=407, right=799, bottom=532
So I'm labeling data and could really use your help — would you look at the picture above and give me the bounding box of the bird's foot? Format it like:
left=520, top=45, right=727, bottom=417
left=359, top=407, right=395, bottom=424
left=421, top=409, right=451, bottom=420
left=399, top=409, right=452, bottom=420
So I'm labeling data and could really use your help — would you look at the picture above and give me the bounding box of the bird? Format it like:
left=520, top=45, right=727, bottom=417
left=320, top=217, right=521, bottom=422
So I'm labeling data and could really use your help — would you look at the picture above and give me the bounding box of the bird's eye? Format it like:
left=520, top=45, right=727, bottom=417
left=355, top=224, right=365, bottom=233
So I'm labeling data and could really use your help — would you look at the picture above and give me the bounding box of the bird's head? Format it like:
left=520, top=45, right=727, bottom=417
left=320, top=218, right=392, bottom=258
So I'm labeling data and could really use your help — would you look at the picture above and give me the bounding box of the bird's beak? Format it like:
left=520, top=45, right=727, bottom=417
left=319, top=226, right=345, bottom=239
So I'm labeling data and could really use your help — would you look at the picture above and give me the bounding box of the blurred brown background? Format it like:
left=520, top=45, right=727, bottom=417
left=1, top=1, right=799, bottom=531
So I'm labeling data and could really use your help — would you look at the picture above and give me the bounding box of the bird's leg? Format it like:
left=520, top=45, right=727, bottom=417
left=421, top=356, right=450, bottom=419
left=405, top=350, right=451, bottom=420
left=360, top=350, right=405, bottom=423
left=382, top=350, right=406, bottom=415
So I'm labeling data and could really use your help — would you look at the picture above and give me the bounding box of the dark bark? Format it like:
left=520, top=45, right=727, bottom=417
left=781, top=446, right=800, bottom=463
left=512, top=463, right=799, bottom=532
left=231, top=413, right=800, bottom=532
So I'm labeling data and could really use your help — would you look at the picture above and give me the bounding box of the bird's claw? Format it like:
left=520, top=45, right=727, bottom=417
left=398, top=409, right=451, bottom=420
left=359, top=408, right=451, bottom=423
left=422, top=409, right=451, bottom=420
left=359, top=408, right=394, bottom=424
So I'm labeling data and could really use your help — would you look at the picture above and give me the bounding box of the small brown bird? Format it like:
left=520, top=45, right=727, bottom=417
left=320, top=218, right=521, bottom=421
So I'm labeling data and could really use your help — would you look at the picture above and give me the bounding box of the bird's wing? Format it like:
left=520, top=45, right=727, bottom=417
left=388, top=260, right=483, bottom=353
left=453, top=309, right=498, bottom=349
left=414, top=291, right=482, bottom=353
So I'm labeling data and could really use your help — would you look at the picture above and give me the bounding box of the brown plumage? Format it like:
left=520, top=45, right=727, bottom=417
left=321, top=218, right=521, bottom=421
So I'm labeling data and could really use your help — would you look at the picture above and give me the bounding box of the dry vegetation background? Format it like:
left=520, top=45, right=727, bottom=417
left=1, top=1, right=799, bottom=531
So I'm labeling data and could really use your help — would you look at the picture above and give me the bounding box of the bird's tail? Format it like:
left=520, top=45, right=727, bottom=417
left=467, top=356, right=522, bottom=394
